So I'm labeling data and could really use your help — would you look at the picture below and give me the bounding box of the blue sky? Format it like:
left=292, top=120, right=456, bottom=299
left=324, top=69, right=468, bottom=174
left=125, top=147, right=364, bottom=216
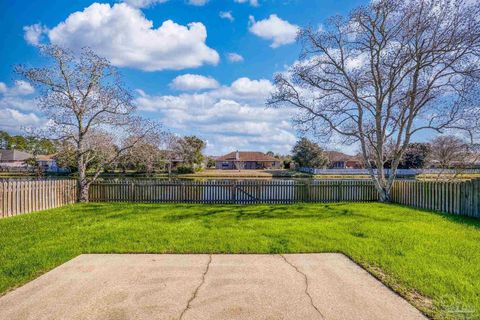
left=0, top=0, right=368, bottom=155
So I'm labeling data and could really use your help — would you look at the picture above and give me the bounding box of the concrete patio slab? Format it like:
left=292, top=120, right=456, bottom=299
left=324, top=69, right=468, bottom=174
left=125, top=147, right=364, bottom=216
left=0, top=254, right=426, bottom=320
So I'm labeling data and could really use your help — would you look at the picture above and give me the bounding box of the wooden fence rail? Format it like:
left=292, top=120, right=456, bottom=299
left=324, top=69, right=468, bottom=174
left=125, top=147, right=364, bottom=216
left=391, top=179, right=480, bottom=218
left=0, top=179, right=77, bottom=218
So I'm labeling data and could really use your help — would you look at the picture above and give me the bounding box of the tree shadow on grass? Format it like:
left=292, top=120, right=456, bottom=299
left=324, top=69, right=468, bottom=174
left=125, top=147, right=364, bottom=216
left=388, top=203, right=480, bottom=229
left=76, top=202, right=480, bottom=229
left=430, top=211, right=480, bottom=229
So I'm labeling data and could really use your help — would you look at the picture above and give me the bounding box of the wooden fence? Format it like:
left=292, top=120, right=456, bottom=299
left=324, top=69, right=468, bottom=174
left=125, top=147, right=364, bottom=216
left=1, top=178, right=479, bottom=218
left=89, top=180, right=378, bottom=204
left=391, top=179, right=480, bottom=218
left=0, top=179, right=77, bottom=218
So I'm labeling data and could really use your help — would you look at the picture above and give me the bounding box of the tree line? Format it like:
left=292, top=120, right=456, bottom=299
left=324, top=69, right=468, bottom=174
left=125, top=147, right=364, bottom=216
left=291, top=136, right=479, bottom=171
left=0, top=131, right=56, bottom=155
left=1, top=130, right=207, bottom=175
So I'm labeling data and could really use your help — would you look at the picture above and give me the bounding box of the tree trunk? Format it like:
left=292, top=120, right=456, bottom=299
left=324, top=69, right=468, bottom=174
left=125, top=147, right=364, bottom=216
left=78, top=180, right=89, bottom=203
left=77, top=153, right=89, bottom=203
left=372, top=174, right=393, bottom=203
left=377, top=186, right=391, bottom=202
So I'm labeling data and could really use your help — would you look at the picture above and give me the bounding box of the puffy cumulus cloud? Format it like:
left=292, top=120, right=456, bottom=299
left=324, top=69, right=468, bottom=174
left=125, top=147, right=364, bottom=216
left=249, top=14, right=299, bottom=48
left=234, top=0, right=259, bottom=7
left=135, top=77, right=297, bottom=154
left=219, top=11, right=234, bottom=22
left=170, top=74, right=220, bottom=91
left=46, top=3, right=219, bottom=71
left=0, top=109, right=42, bottom=132
left=0, top=81, right=38, bottom=114
left=0, top=81, right=45, bottom=133
left=0, top=81, right=35, bottom=97
left=23, top=23, right=48, bottom=46
left=227, top=52, right=244, bottom=62
left=230, top=78, right=272, bottom=95
left=121, top=0, right=168, bottom=8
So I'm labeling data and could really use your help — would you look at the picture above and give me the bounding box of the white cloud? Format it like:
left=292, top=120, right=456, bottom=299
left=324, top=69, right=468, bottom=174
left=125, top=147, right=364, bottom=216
left=227, top=52, right=244, bottom=62
left=0, top=108, right=42, bottom=132
left=0, top=81, right=35, bottom=97
left=46, top=3, right=219, bottom=71
left=0, top=81, right=44, bottom=133
left=219, top=11, right=234, bottom=22
left=170, top=74, right=220, bottom=91
left=234, top=0, right=259, bottom=7
left=228, top=77, right=273, bottom=98
left=134, top=77, right=297, bottom=154
left=188, top=0, right=209, bottom=5
left=23, top=23, right=48, bottom=46
left=249, top=14, right=299, bottom=48
left=121, top=0, right=168, bottom=8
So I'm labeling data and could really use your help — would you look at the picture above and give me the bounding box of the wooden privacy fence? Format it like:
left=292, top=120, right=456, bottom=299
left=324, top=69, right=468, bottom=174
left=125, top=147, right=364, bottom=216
left=89, top=180, right=378, bottom=204
left=391, top=179, right=480, bottom=218
left=0, top=179, right=77, bottom=218
left=1, top=178, right=479, bottom=218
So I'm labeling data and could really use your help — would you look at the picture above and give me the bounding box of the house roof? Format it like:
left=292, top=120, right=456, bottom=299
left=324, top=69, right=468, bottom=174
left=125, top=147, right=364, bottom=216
left=0, top=149, right=32, bottom=162
left=216, top=151, right=279, bottom=162
left=325, top=151, right=362, bottom=163
left=36, top=154, right=56, bottom=161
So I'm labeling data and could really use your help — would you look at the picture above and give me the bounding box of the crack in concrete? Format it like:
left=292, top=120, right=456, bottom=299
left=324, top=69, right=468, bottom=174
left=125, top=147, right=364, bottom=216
left=179, top=254, right=212, bottom=320
left=280, top=254, right=326, bottom=320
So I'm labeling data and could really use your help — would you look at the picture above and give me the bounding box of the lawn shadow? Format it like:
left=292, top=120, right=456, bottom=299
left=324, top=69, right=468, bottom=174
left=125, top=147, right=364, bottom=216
left=388, top=203, right=480, bottom=229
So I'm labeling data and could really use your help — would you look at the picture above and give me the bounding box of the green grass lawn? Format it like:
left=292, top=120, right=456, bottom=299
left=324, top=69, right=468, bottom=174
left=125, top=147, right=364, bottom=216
left=0, top=202, right=479, bottom=319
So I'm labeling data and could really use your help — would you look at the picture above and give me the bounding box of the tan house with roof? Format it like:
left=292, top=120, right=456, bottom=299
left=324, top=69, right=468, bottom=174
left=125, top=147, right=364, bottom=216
left=0, top=150, right=68, bottom=173
left=0, top=149, right=31, bottom=170
left=325, top=151, right=364, bottom=169
left=215, top=151, right=281, bottom=170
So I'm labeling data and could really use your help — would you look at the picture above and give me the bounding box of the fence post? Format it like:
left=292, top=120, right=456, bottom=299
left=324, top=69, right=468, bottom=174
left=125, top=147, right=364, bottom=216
left=304, top=181, right=311, bottom=202
left=181, top=182, right=186, bottom=202
left=473, top=178, right=480, bottom=218
left=131, top=181, right=136, bottom=202
left=232, top=181, right=237, bottom=204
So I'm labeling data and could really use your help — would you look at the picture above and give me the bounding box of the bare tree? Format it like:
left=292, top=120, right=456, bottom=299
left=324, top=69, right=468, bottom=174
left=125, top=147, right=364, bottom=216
left=269, top=0, right=480, bottom=201
left=16, top=45, right=158, bottom=202
left=119, top=131, right=167, bottom=175
left=427, top=135, right=480, bottom=180
left=160, top=134, right=183, bottom=177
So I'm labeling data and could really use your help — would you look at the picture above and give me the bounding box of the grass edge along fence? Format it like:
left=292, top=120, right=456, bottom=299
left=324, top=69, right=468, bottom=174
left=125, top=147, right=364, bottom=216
left=1, top=178, right=479, bottom=218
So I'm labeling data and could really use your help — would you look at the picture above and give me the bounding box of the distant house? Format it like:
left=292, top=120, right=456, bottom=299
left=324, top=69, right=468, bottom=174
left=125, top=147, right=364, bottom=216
left=0, top=149, right=31, bottom=170
left=216, top=151, right=281, bottom=170
left=0, top=150, right=68, bottom=173
left=159, top=150, right=184, bottom=171
left=325, top=151, right=364, bottom=169
left=36, top=155, right=69, bottom=173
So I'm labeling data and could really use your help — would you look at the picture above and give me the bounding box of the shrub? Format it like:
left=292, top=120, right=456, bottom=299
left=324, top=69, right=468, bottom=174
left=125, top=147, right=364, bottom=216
left=176, top=165, right=195, bottom=174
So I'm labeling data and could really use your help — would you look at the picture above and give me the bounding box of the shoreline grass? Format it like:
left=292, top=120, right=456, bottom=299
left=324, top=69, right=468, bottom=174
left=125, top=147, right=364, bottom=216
left=0, top=202, right=479, bottom=319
